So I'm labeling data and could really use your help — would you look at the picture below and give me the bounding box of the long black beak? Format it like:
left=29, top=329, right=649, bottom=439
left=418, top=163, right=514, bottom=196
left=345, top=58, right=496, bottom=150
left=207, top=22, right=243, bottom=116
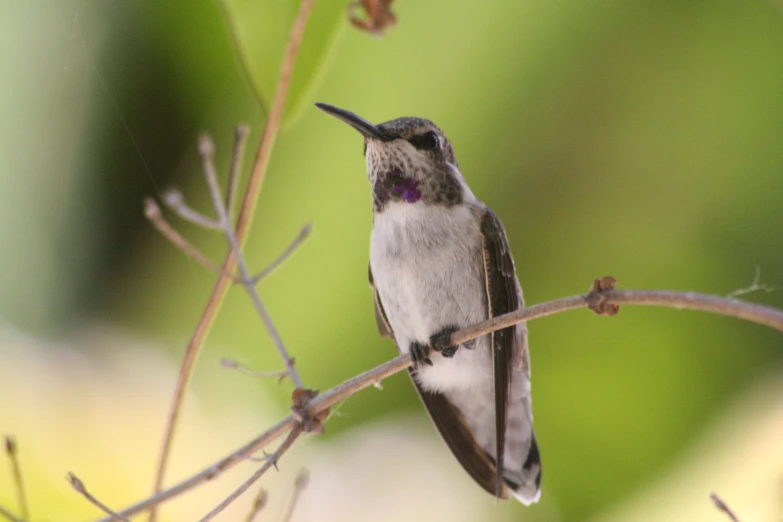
left=315, top=103, right=395, bottom=141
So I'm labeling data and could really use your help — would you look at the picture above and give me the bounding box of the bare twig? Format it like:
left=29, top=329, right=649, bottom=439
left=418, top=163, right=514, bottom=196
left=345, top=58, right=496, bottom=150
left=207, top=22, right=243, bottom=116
left=197, top=428, right=302, bottom=522
left=244, top=487, right=268, bottom=522
left=144, top=198, right=240, bottom=281
left=453, top=289, right=783, bottom=347
left=279, top=469, right=309, bottom=522
left=711, top=493, right=741, bottom=522
left=162, top=190, right=221, bottom=230
left=69, top=472, right=131, bottom=522
left=148, top=0, right=318, bottom=517
left=252, top=224, right=312, bottom=283
left=152, top=179, right=310, bottom=383
left=348, top=0, right=397, bottom=35
left=147, top=195, right=310, bottom=287
left=221, top=358, right=289, bottom=382
left=5, top=436, right=28, bottom=522
left=243, top=450, right=280, bottom=466
left=728, top=265, right=775, bottom=299
left=0, top=506, right=23, bottom=522
left=99, top=286, right=783, bottom=521
left=226, top=125, right=251, bottom=219
left=198, top=134, right=303, bottom=389
left=97, top=416, right=291, bottom=521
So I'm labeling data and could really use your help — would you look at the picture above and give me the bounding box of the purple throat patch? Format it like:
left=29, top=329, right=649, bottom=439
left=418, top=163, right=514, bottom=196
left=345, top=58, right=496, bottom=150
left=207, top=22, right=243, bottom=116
left=388, top=167, right=421, bottom=203
left=373, top=168, right=422, bottom=209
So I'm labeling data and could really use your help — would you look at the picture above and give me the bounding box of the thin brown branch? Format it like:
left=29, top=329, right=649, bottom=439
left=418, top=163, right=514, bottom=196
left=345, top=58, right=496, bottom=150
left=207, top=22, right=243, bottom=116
left=147, top=268, right=225, bottom=522
left=711, top=493, right=741, bottom=522
left=4, top=436, right=27, bottom=522
left=0, top=506, right=23, bottom=522
left=237, top=0, right=317, bottom=238
left=69, top=472, right=131, bottom=522
left=244, top=487, right=268, bottom=522
left=101, top=286, right=783, bottom=521
left=144, top=198, right=240, bottom=282
left=100, top=418, right=292, bottom=521
left=147, top=0, right=317, bottom=517
left=452, top=289, right=783, bottom=346
left=279, top=469, right=309, bottom=522
left=197, top=428, right=302, bottom=522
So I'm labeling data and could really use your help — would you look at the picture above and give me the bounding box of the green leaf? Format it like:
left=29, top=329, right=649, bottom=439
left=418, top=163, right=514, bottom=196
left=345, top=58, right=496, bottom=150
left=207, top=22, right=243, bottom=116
left=219, top=0, right=346, bottom=127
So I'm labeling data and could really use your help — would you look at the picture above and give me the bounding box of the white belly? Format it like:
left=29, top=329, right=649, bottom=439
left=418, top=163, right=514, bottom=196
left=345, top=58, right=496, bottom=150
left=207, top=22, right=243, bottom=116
left=370, top=202, right=492, bottom=393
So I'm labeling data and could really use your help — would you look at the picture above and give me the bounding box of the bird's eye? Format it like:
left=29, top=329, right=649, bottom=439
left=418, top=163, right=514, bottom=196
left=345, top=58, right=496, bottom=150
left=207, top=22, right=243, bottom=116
left=409, top=131, right=439, bottom=151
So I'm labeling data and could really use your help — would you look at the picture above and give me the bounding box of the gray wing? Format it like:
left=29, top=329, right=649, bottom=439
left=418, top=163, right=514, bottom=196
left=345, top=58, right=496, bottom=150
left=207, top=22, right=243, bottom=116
left=369, top=263, right=509, bottom=499
left=369, top=264, right=392, bottom=338
left=480, top=207, right=521, bottom=498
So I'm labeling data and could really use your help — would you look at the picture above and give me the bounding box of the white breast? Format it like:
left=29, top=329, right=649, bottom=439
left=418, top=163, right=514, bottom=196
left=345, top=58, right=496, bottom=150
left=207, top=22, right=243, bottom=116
left=370, top=202, right=492, bottom=393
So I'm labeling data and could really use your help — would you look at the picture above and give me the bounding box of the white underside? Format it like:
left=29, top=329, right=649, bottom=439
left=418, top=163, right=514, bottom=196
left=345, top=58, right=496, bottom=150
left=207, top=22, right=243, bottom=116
left=370, top=202, right=491, bottom=393
left=370, top=199, right=539, bottom=503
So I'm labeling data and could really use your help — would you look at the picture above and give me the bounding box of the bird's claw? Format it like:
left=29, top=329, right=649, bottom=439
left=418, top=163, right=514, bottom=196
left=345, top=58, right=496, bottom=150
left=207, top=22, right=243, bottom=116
left=430, top=325, right=460, bottom=358
left=409, top=342, right=433, bottom=367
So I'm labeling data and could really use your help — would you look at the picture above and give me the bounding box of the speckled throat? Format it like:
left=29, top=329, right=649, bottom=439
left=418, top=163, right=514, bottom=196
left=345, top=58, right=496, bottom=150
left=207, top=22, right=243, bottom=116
left=373, top=166, right=463, bottom=212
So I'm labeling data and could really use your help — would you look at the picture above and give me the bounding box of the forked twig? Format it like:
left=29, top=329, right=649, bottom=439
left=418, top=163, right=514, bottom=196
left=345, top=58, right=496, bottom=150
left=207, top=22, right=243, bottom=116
left=4, top=437, right=28, bottom=522
left=97, top=413, right=291, bottom=521
left=162, top=190, right=221, bottom=230
left=197, top=428, right=302, bottom=522
left=197, top=134, right=303, bottom=389
left=69, top=472, right=131, bottom=522
left=97, top=284, right=783, bottom=521
left=148, top=0, right=318, bottom=515
left=151, top=192, right=310, bottom=287
left=144, top=198, right=240, bottom=282
left=727, top=265, right=775, bottom=299
left=157, top=136, right=307, bottom=387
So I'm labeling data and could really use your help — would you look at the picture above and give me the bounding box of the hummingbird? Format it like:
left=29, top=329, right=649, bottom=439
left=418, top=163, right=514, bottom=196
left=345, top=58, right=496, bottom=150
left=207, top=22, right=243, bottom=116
left=316, top=103, right=542, bottom=504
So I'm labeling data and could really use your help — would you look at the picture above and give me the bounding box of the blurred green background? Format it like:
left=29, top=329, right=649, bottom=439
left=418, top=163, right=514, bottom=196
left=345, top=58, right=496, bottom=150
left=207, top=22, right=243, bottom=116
left=1, top=0, right=782, bottom=520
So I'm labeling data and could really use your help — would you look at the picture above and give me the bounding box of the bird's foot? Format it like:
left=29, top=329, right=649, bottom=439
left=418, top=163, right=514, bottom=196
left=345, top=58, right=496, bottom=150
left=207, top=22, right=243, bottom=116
left=409, top=341, right=433, bottom=368
left=429, top=325, right=460, bottom=358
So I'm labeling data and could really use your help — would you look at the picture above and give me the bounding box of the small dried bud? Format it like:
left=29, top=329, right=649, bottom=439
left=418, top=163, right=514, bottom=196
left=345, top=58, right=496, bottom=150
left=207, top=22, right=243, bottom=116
left=290, top=389, right=330, bottom=433
left=348, top=0, right=397, bottom=36
left=587, top=276, right=620, bottom=316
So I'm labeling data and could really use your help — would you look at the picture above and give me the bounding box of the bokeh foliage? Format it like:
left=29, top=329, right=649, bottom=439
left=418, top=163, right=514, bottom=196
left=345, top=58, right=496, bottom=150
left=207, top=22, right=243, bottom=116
left=1, top=0, right=782, bottom=520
